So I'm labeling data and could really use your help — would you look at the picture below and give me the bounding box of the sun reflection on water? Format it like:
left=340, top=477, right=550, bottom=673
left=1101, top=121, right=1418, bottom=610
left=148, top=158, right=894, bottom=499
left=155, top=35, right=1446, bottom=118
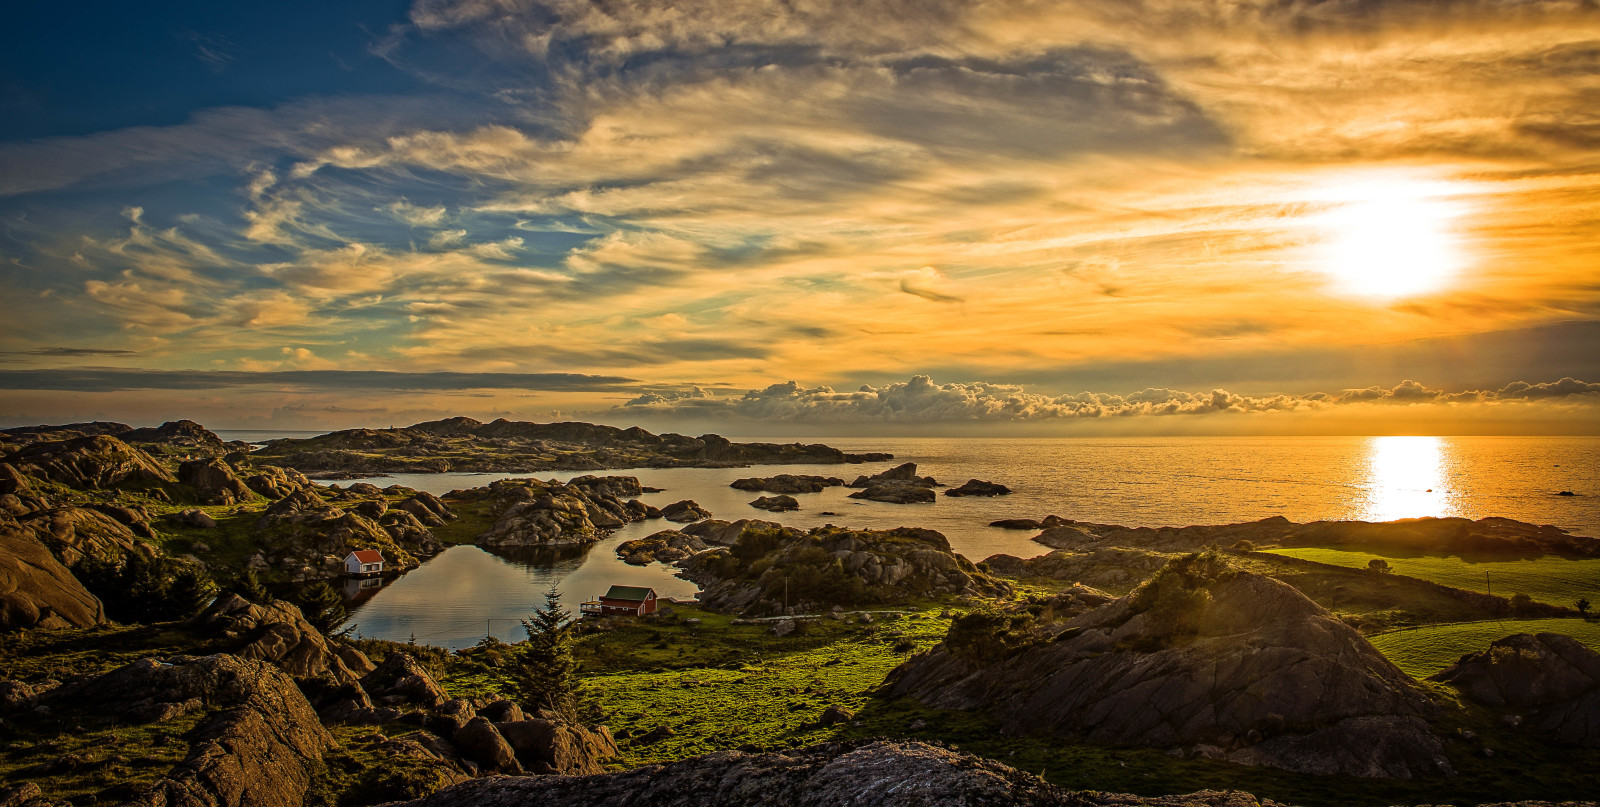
left=1361, top=436, right=1450, bottom=521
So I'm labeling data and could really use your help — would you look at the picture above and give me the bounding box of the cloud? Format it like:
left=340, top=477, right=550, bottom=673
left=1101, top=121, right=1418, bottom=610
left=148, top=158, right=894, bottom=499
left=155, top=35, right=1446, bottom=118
left=613, top=374, right=1600, bottom=423
left=0, top=368, right=640, bottom=393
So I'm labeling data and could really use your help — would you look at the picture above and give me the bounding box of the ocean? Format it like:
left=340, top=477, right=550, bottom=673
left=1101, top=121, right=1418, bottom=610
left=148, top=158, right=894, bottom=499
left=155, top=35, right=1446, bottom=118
left=225, top=433, right=1598, bottom=649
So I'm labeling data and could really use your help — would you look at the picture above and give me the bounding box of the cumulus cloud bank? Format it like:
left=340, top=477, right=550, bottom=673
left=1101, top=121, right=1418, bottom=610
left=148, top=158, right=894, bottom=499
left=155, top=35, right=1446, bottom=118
left=617, top=375, right=1600, bottom=423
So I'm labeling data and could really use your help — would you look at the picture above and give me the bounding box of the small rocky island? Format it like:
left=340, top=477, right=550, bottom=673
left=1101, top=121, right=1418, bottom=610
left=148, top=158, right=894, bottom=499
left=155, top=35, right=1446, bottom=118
left=247, top=417, right=892, bottom=474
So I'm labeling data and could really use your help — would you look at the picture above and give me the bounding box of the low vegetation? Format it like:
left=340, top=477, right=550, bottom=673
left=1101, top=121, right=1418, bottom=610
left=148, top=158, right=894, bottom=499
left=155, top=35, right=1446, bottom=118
left=1369, top=617, right=1600, bottom=678
left=1264, top=547, right=1600, bottom=612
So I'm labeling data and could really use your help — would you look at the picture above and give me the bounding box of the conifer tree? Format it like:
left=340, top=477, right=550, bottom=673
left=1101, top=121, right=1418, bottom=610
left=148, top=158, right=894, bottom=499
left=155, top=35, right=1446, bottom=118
left=511, top=586, right=581, bottom=721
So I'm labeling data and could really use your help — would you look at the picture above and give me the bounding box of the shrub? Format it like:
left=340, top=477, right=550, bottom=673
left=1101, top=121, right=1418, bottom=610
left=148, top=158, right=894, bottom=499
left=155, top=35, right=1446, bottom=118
left=1510, top=592, right=1534, bottom=617
left=73, top=552, right=218, bottom=624
left=944, top=610, right=1038, bottom=665
left=1368, top=558, right=1392, bottom=574
left=1128, top=552, right=1234, bottom=644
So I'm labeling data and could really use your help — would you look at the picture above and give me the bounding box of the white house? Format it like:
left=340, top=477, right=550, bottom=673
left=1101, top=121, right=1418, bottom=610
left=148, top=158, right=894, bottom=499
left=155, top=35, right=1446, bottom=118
left=345, top=549, right=385, bottom=576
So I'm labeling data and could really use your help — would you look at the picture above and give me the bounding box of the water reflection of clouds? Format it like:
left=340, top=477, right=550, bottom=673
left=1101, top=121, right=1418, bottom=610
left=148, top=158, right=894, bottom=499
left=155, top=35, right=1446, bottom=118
left=343, top=533, right=699, bottom=649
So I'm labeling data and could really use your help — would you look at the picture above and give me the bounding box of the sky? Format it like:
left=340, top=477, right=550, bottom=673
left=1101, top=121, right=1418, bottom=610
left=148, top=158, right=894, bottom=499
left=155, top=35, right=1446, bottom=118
left=1, top=0, right=1598, bottom=435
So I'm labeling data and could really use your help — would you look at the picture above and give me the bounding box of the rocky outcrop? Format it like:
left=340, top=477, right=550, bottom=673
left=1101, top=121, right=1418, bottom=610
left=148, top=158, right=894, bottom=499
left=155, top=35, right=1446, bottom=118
left=250, top=487, right=444, bottom=578
left=0, top=519, right=105, bottom=630
left=981, top=547, right=1178, bottom=593
left=242, top=465, right=317, bottom=500
left=0, top=463, right=50, bottom=515
left=192, top=594, right=371, bottom=684
left=685, top=525, right=1011, bottom=614
left=617, top=530, right=711, bottom=565
left=361, top=652, right=451, bottom=709
left=251, top=418, right=891, bottom=474
left=493, top=717, right=618, bottom=774
left=945, top=479, right=1012, bottom=497
left=57, top=654, right=334, bottom=807
left=661, top=500, right=711, bottom=523
left=681, top=518, right=784, bottom=547
left=119, top=420, right=229, bottom=451
left=468, top=477, right=656, bottom=548
left=14, top=506, right=152, bottom=567
left=848, top=484, right=935, bottom=504
left=888, top=556, right=1448, bottom=778
left=1431, top=632, right=1600, bottom=746
left=179, top=458, right=256, bottom=505
left=2, top=435, right=173, bottom=490
left=847, top=462, right=939, bottom=488
left=389, top=740, right=1090, bottom=807
left=750, top=495, right=800, bottom=512
left=1030, top=515, right=1600, bottom=560
left=730, top=474, right=844, bottom=494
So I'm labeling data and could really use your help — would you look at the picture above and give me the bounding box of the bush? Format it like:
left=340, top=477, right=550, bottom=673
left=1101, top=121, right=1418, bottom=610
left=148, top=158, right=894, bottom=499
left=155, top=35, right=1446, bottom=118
left=73, top=552, right=217, bottom=624
left=1368, top=558, right=1392, bottom=574
left=944, top=610, right=1038, bottom=665
left=1128, top=552, right=1233, bottom=644
left=1510, top=592, right=1534, bottom=617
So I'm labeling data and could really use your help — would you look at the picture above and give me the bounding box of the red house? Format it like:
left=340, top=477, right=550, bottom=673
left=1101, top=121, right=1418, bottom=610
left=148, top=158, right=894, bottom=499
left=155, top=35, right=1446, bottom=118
left=587, top=585, right=658, bottom=617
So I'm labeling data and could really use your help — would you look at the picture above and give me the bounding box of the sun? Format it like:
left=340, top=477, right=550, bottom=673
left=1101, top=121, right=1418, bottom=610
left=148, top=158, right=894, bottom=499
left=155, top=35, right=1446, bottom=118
left=1313, top=178, right=1468, bottom=299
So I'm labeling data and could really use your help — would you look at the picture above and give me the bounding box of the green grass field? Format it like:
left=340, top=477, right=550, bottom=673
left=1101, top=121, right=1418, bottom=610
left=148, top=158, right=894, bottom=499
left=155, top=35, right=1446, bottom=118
left=1368, top=617, right=1600, bottom=678
left=1263, top=547, right=1600, bottom=609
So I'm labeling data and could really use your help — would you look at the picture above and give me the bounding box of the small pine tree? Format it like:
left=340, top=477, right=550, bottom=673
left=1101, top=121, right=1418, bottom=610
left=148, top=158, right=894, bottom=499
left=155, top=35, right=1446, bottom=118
left=293, top=582, right=348, bottom=634
left=232, top=568, right=272, bottom=604
left=511, top=587, right=581, bottom=722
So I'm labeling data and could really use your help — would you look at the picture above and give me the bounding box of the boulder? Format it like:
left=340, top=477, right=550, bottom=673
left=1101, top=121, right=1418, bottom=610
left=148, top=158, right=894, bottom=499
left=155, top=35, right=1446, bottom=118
left=944, top=479, right=1012, bottom=497
left=361, top=652, right=449, bottom=708
left=771, top=618, right=798, bottom=637
left=179, top=457, right=256, bottom=505
left=174, top=508, right=219, bottom=529
left=750, top=495, right=800, bottom=512
left=847, top=483, right=936, bottom=504
left=730, top=474, right=844, bottom=494
left=661, top=500, right=712, bottom=523
left=847, top=463, right=938, bottom=488
left=192, top=594, right=370, bottom=684
left=494, top=718, right=618, bottom=775
left=989, top=518, right=1044, bottom=530
left=1431, top=632, right=1600, bottom=746
left=243, top=465, right=317, bottom=500
left=0, top=521, right=106, bottom=630
left=454, top=716, right=523, bottom=774
left=818, top=705, right=854, bottom=725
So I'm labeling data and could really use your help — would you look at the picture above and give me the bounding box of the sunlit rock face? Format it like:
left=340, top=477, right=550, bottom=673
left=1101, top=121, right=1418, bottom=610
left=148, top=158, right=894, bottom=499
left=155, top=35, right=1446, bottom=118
left=888, top=561, right=1449, bottom=778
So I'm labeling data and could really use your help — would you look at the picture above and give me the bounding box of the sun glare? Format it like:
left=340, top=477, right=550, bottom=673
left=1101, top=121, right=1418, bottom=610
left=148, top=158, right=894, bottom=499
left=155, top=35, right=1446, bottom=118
left=1361, top=435, right=1450, bottom=522
left=1313, top=178, right=1468, bottom=299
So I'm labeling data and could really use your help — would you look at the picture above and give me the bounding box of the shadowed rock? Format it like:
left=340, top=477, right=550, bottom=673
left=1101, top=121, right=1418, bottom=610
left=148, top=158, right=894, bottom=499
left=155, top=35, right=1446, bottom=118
left=1431, top=632, right=1600, bottom=746
left=888, top=557, right=1449, bottom=778
left=730, top=474, right=844, bottom=494
left=750, top=495, right=800, bottom=512
left=945, top=479, right=1012, bottom=497
left=57, top=654, right=334, bottom=807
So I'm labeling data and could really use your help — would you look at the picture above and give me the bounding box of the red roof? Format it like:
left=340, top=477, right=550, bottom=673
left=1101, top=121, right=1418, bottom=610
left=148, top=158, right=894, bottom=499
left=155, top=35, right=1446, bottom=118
left=349, top=549, right=384, bottom=564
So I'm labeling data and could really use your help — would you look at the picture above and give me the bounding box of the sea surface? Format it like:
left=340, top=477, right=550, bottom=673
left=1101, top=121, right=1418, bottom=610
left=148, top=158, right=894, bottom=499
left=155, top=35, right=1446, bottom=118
left=258, top=434, right=1599, bottom=649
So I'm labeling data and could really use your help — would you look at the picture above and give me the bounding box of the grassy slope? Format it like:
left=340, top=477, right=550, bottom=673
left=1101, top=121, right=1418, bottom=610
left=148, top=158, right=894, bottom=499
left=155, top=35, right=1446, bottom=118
left=1370, top=617, right=1600, bottom=678
left=1264, top=547, right=1600, bottom=610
